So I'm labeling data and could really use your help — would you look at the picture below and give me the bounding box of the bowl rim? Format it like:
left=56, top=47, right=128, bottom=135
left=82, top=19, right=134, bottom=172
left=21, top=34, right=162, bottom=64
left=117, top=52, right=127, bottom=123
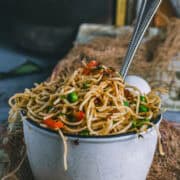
left=23, top=114, right=162, bottom=140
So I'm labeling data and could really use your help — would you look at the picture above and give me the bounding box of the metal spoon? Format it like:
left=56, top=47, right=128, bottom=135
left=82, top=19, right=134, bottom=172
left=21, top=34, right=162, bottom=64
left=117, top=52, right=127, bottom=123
left=120, top=0, right=162, bottom=79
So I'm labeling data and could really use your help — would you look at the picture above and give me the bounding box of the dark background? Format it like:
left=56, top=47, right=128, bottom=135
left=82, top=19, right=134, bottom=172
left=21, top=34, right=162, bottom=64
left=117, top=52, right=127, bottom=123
left=0, top=0, right=114, bottom=122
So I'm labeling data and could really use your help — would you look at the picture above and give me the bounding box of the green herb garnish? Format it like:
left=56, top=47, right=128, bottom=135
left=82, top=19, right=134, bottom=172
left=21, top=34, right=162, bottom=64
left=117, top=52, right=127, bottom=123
left=139, top=105, right=149, bottom=112
left=82, top=82, right=90, bottom=89
left=140, top=96, right=146, bottom=102
left=79, top=130, right=90, bottom=136
left=123, top=101, right=129, bottom=107
left=132, top=119, right=150, bottom=128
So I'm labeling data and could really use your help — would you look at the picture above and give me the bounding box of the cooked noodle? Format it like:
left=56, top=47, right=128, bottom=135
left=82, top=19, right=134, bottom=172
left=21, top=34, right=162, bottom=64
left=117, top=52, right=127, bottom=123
left=9, top=62, right=161, bottom=135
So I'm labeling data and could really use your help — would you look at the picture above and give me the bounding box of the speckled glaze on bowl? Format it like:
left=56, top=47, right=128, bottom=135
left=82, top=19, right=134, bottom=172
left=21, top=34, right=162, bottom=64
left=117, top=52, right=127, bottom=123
left=23, top=115, right=162, bottom=180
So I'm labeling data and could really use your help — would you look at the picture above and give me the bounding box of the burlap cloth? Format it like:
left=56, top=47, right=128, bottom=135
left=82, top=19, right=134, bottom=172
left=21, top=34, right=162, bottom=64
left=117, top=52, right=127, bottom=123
left=1, top=18, right=180, bottom=180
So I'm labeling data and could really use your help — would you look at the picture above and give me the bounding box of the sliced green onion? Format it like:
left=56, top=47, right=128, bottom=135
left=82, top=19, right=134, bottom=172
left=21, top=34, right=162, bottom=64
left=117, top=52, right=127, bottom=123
left=82, top=82, right=90, bottom=89
left=132, top=118, right=150, bottom=128
left=79, top=129, right=89, bottom=136
left=139, top=105, right=149, bottom=112
left=123, top=101, right=129, bottom=107
left=140, top=96, right=146, bottom=102
left=131, top=120, right=137, bottom=128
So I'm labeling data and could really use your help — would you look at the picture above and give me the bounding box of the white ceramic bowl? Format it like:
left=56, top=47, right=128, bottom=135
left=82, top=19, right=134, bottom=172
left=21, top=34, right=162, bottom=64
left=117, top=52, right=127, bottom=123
left=23, top=115, right=162, bottom=180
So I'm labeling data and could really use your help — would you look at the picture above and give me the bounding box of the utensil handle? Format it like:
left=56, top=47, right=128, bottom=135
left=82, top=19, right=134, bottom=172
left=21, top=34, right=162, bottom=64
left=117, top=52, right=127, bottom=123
left=120, top=0, right=162, bottom=79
